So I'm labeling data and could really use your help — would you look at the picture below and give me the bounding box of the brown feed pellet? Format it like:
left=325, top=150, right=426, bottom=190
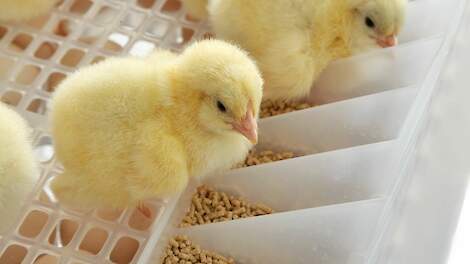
left=236, top=149, right=297, bottom=168
left=161, top=235, right=235, bottom=264
left=260, top=100, right=313, bottom=118
left=180, top=185, right=274, bottom=227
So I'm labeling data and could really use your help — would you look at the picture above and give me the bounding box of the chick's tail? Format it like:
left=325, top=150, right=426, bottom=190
left=181, top=0, right=209, bottom=20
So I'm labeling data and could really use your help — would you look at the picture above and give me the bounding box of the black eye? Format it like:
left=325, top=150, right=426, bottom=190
left=365, top=16, right=375, bottom=28
left=217, top=101, right=227, bottom=113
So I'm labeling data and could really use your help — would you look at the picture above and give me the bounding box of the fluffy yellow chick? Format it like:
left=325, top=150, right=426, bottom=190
left=0, top=103, right=38, bottom=233
left=183, top=0, right=407, bottom=100
left=50, top=40, right=263, bottom=216
left=0, top=0, right=58, bottom=21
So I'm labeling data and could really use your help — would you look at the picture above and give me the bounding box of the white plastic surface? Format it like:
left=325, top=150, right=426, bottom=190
left=373, top=3, right=470, bottom=262
left=0, top=0, right=467, bottom=263
left=203, top=141, right=397, bottom=212
left=260, top=87, right=417, bottom=155
left=181, top=199, right=386, bottom=264
left=311, top=38, right=439, bottom=105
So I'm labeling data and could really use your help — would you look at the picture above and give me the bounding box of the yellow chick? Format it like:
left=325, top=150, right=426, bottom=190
left=183, top=0, right=407, bottom=100
left=0, top=0, right=58, bottom=21
left=0, top=103, right=38, bottom=233
left=50, top=40, right=263, bottom=216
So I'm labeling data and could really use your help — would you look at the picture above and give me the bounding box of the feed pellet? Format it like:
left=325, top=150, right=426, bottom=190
left=260, top=100, right=313, bottom=118
left=236, top=149, right=297, bottom=168
left=161, top=235, right=235, bottom=264
left=180, top=185, right=274, bottom=227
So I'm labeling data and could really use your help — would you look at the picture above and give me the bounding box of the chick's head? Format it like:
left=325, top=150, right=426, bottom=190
left=348, top=0, right=407, bottom=53
left=174, top=40, right=263, bottom=144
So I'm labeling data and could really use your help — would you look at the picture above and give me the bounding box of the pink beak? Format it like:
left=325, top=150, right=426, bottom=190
left=232, top=103, right=258, bottom=144
left=377, top=35, right=398, bottom=48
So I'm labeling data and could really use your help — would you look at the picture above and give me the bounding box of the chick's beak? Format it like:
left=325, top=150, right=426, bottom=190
left=232, top=104, right=258, bottom=144
left=377, top=35, right=397, bottom=48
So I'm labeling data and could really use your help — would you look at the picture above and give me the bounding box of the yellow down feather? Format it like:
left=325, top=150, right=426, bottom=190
left=183, top=0, right=407, bottom=100
left=50, top=40, right=263, bottom=210
left=0, top=103, right=38, bottom=233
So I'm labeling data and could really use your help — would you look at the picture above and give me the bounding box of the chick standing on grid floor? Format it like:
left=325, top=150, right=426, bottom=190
left=0, top=103, right=39, bottom=233
left=0, top=0, right=58, bottom=21
left=50, top=39, right=263, bottom=217
left=183, top=0, right=407, bottom=100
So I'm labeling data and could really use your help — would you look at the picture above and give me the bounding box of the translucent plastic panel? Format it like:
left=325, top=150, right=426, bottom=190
left=259, top=87, right=417, bottom=155
left=310, top=37, right=441, bottom=105
left=200, top=141, right=398, bottom=212
left=168, top=199, right=386, bottom=264
left=373, top=3, right=470, bottom=263
left=400, top=0, right=463, bottom=43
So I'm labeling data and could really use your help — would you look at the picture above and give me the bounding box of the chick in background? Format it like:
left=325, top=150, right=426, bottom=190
left=50, top=39, right=263, bottom=217
left=0, top=0, right=58, bottom=22
left=0, top=103, right=39, bottom=233
left=183, top=0, right=407, bottom=100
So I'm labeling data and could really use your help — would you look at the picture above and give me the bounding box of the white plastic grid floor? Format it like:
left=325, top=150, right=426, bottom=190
left=0, top=0, right=206, bottom=263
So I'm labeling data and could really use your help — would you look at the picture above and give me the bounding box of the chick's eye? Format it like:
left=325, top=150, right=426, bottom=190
left=365, top=16, right=375, bottom=28
left=217, top=101, right=227, bottom=113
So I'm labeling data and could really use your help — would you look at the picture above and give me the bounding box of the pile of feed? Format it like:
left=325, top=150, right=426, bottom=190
left=260, top=100, right=313, bottom=118
left=236, top=149, right=297, bottom=168
left=162, top=235, right=235, bottom=264
left=180, top=185, right=274, bottom=227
